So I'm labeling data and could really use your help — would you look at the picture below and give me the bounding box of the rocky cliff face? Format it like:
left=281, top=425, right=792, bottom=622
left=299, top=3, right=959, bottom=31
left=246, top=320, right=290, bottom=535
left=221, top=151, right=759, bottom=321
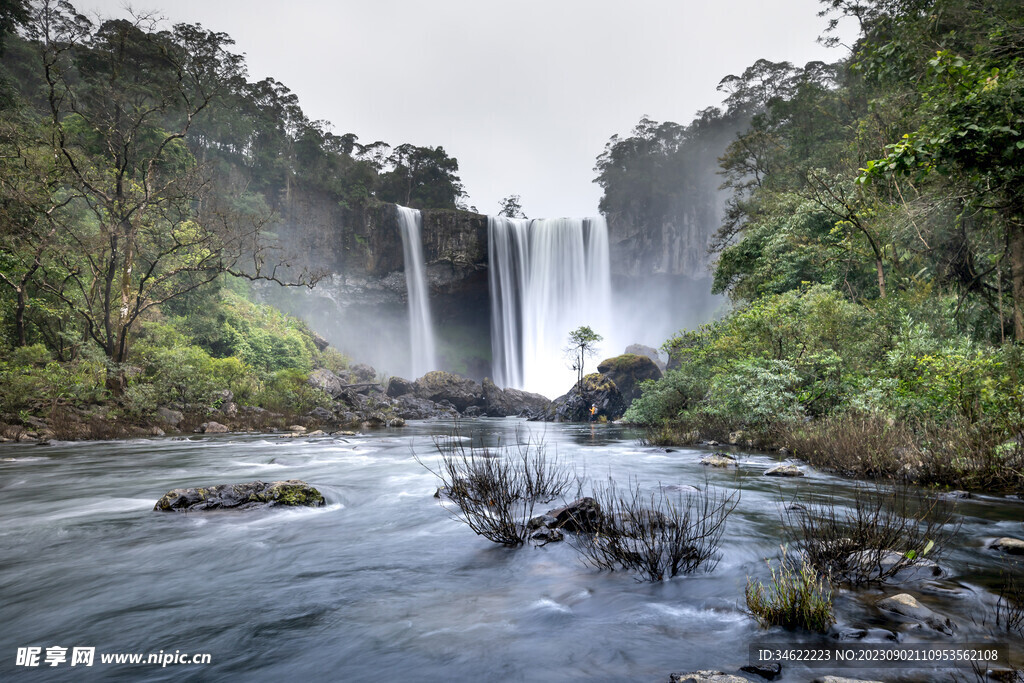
left=276, top=187, right=488, bottom=304
left=265, top=186, right=492, bottom=380
left=605, top=187, right=726, bottom=280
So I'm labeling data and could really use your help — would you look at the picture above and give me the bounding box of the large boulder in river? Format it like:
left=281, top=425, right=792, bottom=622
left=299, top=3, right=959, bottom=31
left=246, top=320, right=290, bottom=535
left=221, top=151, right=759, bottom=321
left=482, top=378, right=551, bottom=417
left=308, top=368, right=346, bottom=399
left=625, top=343, right=666, bottom=372
left=545, top=373, right=627, bottom=422
left=154, top=479, right=325, bottom=512
left=394, top=395, right=457, bottom=420
left=413, top=371, right=484, bottom=412
left=596, top=353, right=663, bottom=405
left=386, top=376, right=416, bottom=398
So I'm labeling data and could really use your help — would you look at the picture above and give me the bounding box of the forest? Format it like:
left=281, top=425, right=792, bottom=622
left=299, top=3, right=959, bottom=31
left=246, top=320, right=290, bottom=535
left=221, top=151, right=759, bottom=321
left=611, top=0, right=1024, bottom=491
left=0, top=0, right=468, bottom=434
left=0, top=0, right=1022, bottom=496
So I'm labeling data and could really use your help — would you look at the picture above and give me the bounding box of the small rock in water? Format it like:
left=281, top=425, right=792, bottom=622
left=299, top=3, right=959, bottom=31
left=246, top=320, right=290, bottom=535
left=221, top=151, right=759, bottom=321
left=940, top=489, right=971, bottom=499
left=833, top=628, right=868, bottom=641
left=660, top=483, right=701, bottom=495
left=670, top=672, right=752, bottom=683
left=197, top=421, right=229, bottom=434
left=154, top=479, right=325, bottom=512
left=812, top=677, right=884, bottom=683
left=991, top=537, right=1024, bottom=555
left=529, top=527, right=564, bottom=545
left=740, top=662, right=781, bottom=680
left=700, top=453, right=737, bottom=468
left=848, top=549, right=943, bottom=582
left=542, top=497, right=602, bottom=532
left=764, top=463, right=803, bottom=477
left=876, top=593, right=956, bottom=635
left=288, top=424, right=307, bottom=433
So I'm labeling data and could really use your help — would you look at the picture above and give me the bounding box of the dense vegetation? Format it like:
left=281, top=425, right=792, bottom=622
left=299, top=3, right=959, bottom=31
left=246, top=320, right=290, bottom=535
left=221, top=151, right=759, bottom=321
left=0, top=0, right=465, bottom=433
left=617, top=0, right=1024, bottom=490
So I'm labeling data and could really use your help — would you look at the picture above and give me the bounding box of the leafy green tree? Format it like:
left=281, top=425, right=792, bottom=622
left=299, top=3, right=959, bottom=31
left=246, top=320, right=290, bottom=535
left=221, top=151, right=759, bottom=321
left=378, top=143, right=465, bottom=209
left=565, top=325, right=602, bottom=395
left=21, top=3, right=318, bottom=390
left=497, top=194, right=526, bottom=218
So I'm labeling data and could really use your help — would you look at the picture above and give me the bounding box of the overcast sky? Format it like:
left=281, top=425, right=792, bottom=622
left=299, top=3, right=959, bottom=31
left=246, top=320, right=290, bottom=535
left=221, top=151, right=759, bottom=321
left=78, top=0, right=856, bottom=218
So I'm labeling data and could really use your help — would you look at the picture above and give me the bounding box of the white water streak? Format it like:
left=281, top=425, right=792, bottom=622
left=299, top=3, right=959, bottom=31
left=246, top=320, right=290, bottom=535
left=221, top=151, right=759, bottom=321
left=397, top=206, right=437, bottom=378
left=489, top=216, right=612, bottom=398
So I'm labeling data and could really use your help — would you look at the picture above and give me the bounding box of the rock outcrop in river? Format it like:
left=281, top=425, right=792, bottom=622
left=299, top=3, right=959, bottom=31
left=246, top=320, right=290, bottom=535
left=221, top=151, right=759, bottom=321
left=154, top=480, right=326, bottom=511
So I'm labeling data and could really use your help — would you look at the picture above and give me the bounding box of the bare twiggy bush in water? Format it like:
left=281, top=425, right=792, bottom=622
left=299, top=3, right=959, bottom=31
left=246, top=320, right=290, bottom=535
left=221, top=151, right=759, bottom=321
left=995, top=574, right=1024, bottom=639
left=422, top=432, right=580, bottom=547
left=782, top=481, right=959, bottom=586
left=572, top=480, right=738, bottom=581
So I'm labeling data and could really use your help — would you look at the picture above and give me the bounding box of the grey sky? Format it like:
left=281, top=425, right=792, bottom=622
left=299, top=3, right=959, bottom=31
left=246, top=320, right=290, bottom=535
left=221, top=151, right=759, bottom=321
left=79, top=0, right=856, bottom=218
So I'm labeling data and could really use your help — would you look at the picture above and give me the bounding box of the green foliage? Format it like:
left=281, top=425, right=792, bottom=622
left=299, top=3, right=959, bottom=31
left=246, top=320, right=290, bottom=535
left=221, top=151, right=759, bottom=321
left=623, top=367, right=708, bottom=425
left=0, top=343, right=106, bottom=413
left=172, top=290, right=315, bottom=374
left=254, top=368, right=329, bottom=416
left=746, top=551, right=835, bottom=633
left=565, top=325, right=603, bottom=394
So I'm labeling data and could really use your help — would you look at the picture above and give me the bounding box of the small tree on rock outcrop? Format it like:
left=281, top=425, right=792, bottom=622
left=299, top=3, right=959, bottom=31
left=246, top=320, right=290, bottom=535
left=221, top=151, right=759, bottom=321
left=565, top=326, right=602, bottom=396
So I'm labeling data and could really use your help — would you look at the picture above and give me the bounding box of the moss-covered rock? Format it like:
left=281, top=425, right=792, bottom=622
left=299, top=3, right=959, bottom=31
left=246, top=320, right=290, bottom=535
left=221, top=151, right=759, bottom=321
left=544, top=373, right=627, bottom=422
left=413, top=371, right=484, bottom=412
left=154, top=479, right=325, bottom=512
left=596, top=353, right=663, bottom=406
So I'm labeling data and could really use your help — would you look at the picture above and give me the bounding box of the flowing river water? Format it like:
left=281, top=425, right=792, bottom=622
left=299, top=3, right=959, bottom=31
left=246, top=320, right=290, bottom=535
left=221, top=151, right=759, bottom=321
left=1, top=419, right=1022, bottom=682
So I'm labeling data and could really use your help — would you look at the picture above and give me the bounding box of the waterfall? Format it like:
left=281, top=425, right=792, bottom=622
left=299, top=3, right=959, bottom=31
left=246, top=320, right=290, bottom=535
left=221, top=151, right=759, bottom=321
left=489, top=216, right=612, bottom=398
left=396, top=205, right=437, bottom=378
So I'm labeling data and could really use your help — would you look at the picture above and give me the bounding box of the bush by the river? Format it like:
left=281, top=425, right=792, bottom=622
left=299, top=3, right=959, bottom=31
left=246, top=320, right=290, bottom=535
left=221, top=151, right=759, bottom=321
left=624, top=286, right=1024, bottom=490
left=0, top=280, right=347, bottom=430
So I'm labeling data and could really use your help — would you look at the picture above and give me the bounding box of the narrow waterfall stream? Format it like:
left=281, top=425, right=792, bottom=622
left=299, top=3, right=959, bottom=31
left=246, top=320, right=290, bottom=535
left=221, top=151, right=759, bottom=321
left=396, top=206, right=436, bottom=378
left=488, top=216, right=613, bottom=398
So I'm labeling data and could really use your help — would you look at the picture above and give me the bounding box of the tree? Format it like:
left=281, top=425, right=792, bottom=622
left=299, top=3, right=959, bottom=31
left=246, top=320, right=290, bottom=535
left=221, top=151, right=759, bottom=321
left=377, top=143, right=465, bottom=209
left=565, top=325, right=602, bottom=396
left=860, top=49, right=1024, bottom=337
left=497, top=194, right=526, bottom=219
left=25, top=2, right=318, bottom=390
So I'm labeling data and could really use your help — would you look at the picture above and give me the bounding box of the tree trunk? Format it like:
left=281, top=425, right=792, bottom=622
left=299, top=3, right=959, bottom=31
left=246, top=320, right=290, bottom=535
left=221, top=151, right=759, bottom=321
left=15, top=286, right=27, bottom=347
left=875, top=257, right=887, bottom=299
left=1010, top=226, right=1024, bottom=342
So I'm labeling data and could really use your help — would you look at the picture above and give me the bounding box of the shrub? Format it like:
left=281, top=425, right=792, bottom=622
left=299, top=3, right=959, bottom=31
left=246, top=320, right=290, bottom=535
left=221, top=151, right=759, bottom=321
left=746, top=550, right=835, bottom=632
left=0, top=344, right=106, bottom=414
left=782, top=482, right=959, bottom=586
left=704, top=358, right=804, bottom=429
left=779, top=412, right=1024, bottom=490
left=255, top=368, right=330, bottom=415
left=572, top=480, right=738, bottom=581
left=624, top=367, right=708, bottom=425
left=423, top=434, right=578, bottom=547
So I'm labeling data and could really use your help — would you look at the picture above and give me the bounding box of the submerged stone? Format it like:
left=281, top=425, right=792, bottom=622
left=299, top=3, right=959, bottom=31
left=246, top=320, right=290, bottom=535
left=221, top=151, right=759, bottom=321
left=739, top=662, right=781, bottom=681
left=670, top=672, right=751, bottom=683
left=764, top=463, right=803, bottom=477
left=701, top=453, right=737, bottom=468
left=876, top=593, right=955, bottom=635
left=991, top=537, right=1024, bottom=555
left=154, top=479, right=325, bottom=512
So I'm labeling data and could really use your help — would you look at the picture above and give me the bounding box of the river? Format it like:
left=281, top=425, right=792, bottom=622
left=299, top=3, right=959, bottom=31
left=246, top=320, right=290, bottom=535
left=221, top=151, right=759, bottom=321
left=1, top=419, right=1021, bottom=681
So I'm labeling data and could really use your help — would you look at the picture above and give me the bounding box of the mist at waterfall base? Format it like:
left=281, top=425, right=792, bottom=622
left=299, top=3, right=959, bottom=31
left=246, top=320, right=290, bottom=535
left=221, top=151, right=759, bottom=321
left=486, top=215, right=723, bottom=398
